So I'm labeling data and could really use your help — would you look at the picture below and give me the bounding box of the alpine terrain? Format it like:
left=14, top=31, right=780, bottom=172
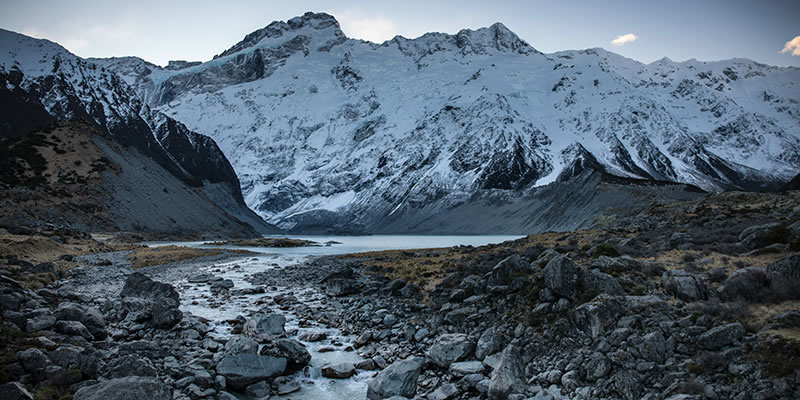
left=93, top=12, right=800, bottom=233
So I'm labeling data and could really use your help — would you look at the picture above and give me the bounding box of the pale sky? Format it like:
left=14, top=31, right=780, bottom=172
left=2, top=0, right=799, bottom=68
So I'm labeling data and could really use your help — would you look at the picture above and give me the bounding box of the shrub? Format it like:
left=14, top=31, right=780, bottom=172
left=592, top=243, right=620, bottom=258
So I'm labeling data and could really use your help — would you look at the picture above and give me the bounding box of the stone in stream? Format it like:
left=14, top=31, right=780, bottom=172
left=216, top=353, right=287, bottom=390
left=119, top=273, right=182, bottom=329
left=273, top=377, right=301, bottom=395
left=322, top=362, right=357, bottom=378
left=243, top=313, right=286, bottom=338
left=260, top=339, right=311, bottom=370
left=366, top=356, right=426, bottom=400
left=73, top=376, right=171, bottom=400
left=187, top=273, right=215, bottom=283
left=298, top=331, right=327, bottom=342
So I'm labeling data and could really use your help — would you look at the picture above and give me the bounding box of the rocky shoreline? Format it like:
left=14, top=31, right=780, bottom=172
left=2, top=192, right=800, bottom=400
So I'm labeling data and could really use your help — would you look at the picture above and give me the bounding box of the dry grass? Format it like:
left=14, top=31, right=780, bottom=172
left=126, top=245, right=223, bottom=269
left=640, top=250, right=783, bottom=274
left=745, top=301, right=800, bottom=331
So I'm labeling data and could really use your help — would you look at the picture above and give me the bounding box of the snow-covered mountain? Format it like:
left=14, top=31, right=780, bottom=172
left=93, top=12, right=800, bottom=233
left=0, top=28, right=278, bottom=234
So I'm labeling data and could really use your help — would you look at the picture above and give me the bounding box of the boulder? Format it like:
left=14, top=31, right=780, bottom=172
left=245, top=313, right=286, bottom=337
left=151, top=300, right=183, bottom=329
left=53, top=320, right=93, bottom=340
left=544, top=255, right=579, bottom=299
left=579, top=269, right=624, bottom=296
left=698, top=323, right=745, bottom=350
left=16, top=348, right=50, bottom=375
left=0, top=382, right=33, bottom=400
left=429, top=383, right=460, bottom=400
left=261, top=339, right=310, bottom=370
left=224, top=335, right=259, bottom=354
left=449, top=361, right=485, bottom=376
left=321, top=268, right=360, bottom=296
left=718, top=267, right=769, bottom=301
left=766, top=254, right=800, bottom=301
left=475, top=327, right=503, bottom=360
left=120, top=272, right=179, bottom=302
left=488, top=345, right=525, bottom=400
left=298, top=331, right=327, bottom=342
left=738, top=222, right=783, bottom=250
left=107, top=355, right=158, bottom=378
left=427, top=333, right=474, bottom=368
left=54, top=302, right=107, bottom=340
left=570, top=295, right=624, bottom=338
left=322, top=362, right=356, bottom=378
left=582, top=352, right=611, bottom=382
left=487, top=255, right=531, bottom=287
left=366, top=356, right=425, bottom=400
left=638, top=331, right=666, bottom=363
left=73, top=377, right=171, bottom=400
left=661, top=269, right=707, bottom=301
left=216, top=354, right=287, bottom=390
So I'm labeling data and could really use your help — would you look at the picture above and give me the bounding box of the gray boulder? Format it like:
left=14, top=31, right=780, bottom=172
left=73, top=377, right=171, bottom=400
left=120, top=272, right=179, bottom=302
left=0, top=382, right=33, bottom=400
left=244, top=313, right=286, bottom=337
left=427, top=333, right=474, bottom=368
left=261, top=339, right=311, bottom=370
left=766, top=254, right=800, bottom=301
left=107, top=355, right=158, bottom=378
left=16, top=348, right=50, bottom=375
left=151, top=300, right=183, bottom=329
left=487, top=255, right=531, bottom=287
left=698, top=323, right=746, bottom=350
left=718, top=267, right=769, bottom=301
left=449, top=361, right=485, bottom=376
left=322, top=362, right=356, bottom=378
left=582, top=352, right=611, bottom=382
left=54, top=302, right=107, bottom=340
left=579, top=269, right=624, bottom=296
left=570, top=295, right=624, bottom=338
left=738, top=222, right=783, bottom=250
left=321, top=268, right=361, bottom=296
left=661, top=269, right=707, bottom=301
left=488, top=345, right=525, bottom=400
left=224, top=335, right=259, bottom=354
left=429, top=383, right=460, bottom=400
left=544, top=255, right=579, bottom=299
left=475, top=327, right=503, bottom=360
left=53, top=320, right=93, bottom=340
left=366, top=356, right=425, bottom=400
left=216, top=353, right=287, bottom=390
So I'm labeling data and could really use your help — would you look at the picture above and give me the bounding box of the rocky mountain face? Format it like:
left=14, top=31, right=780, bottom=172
left=0, top=29, right=278, bottom=235
left=93, top=12, right=800, bottom=233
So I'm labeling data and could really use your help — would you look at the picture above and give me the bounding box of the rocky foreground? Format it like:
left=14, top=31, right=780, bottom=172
left=1, top=190, right=800, bottom=399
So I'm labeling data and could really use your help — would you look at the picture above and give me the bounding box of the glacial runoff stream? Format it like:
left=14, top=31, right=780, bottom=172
left=150, top=235, right=521, bottom=399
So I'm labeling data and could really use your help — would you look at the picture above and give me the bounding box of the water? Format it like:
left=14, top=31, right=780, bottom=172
left=161, top=235, right=521, bottom=398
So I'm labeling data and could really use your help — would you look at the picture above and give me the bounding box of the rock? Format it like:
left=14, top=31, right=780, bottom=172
left=53, top=320, right=94, bottom=340
left=321, top=267, right=361, bottom=296
left=718, top=267, right=769, bottom=301
left=16, top=348, right=50, bottom=375
left=298, top=331, right=327, bottom=342
left=383, top=314, right=398, bottom=326
left=262, top=339, right=310, bottom=370
left=543, top=254, right=579, bottom=299
left=444, top=307, right=472, bottom=325
left=488, top=345, right=525, bottom=400
left=698, top=323, right=746, bottom=350
left=25, top=314, right=56, bottom=332
left=639, top=331, right=666, bottom=363
left=0, top=382, right=33, bottom=400
left=579, top=269, right=624, bottom=296
left=766, top=254, right=800, bottom=301
left=765, top=310, right=800, bottom=329
left=224, top=335, right=259, bottom=354
left=661, top=269, right=707, bottom=301
left=48, top=345, right=102, bottom=378
left=211, top=279, right=234, bottom=292
left=366, top=356, right=425, bottom=400
left=244, top=380, right=271, bottom=398
left=322, top=362, right=356, bottom=378
left=591, top=255, right=640, bottom=273
left=245, top=313, right=286, bottom=337
left=399, top=283, right=421, bottom=298
left=427, top=333, right=475, bottom=368
left=414, top=327, right=430, bottom=342
left=356, top=359, right=377, bottom=370
left=120, top=272, right=179, bottom=302
left=487, top=254, right=531, bottom=287
left=107, top=355, right=158, bottom=378
left=151, top=301, right=183, bottom=329
left=54, top=302, right=107, bottom=340
left=612, top=369, right=642, bottom=400
left=429, top=383, right=460, bottom=400
left=450, top=361, right=485, bottom=376
left=187, top=273, right=215, bottom=283
left=569, top=295, right=624, bottom=338
left=475, top=327, right=503, bottom=360
left=73, top=377, right=171, bottom=400
left=739, top=222, right=783, bottom=250
left=582, top=352, right=611, bottom=382
left=274, top=376, right=301, bottom=394
left=215, top=353, right=287, bottom=390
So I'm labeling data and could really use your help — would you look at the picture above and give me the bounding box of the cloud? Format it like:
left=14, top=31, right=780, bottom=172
left=334, top=9, right=397, bottom=43
left=611, top=33, right=637, bottom=46
left=780, top=35, right=800, bottom=56
left=22, top=27, right=44, bottom=38
left=61, top=38, right=90, bottom=52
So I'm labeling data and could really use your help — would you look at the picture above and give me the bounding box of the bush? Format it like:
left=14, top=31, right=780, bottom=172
left=592, top=243, right=621, bottom=258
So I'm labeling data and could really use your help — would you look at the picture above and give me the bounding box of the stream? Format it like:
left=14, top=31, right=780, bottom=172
left=155, top=235, right=519, bottom=399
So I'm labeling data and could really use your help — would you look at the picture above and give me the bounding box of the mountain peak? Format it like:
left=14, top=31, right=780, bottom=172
left=214, top=11, right=344, bottom=59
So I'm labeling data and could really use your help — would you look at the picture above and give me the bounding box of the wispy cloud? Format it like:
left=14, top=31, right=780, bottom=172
left=780, top=35, right=800, bottom=56
left=611, top=33, right=637, bottom=46
left=334, top=9, right=397, bottom=43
